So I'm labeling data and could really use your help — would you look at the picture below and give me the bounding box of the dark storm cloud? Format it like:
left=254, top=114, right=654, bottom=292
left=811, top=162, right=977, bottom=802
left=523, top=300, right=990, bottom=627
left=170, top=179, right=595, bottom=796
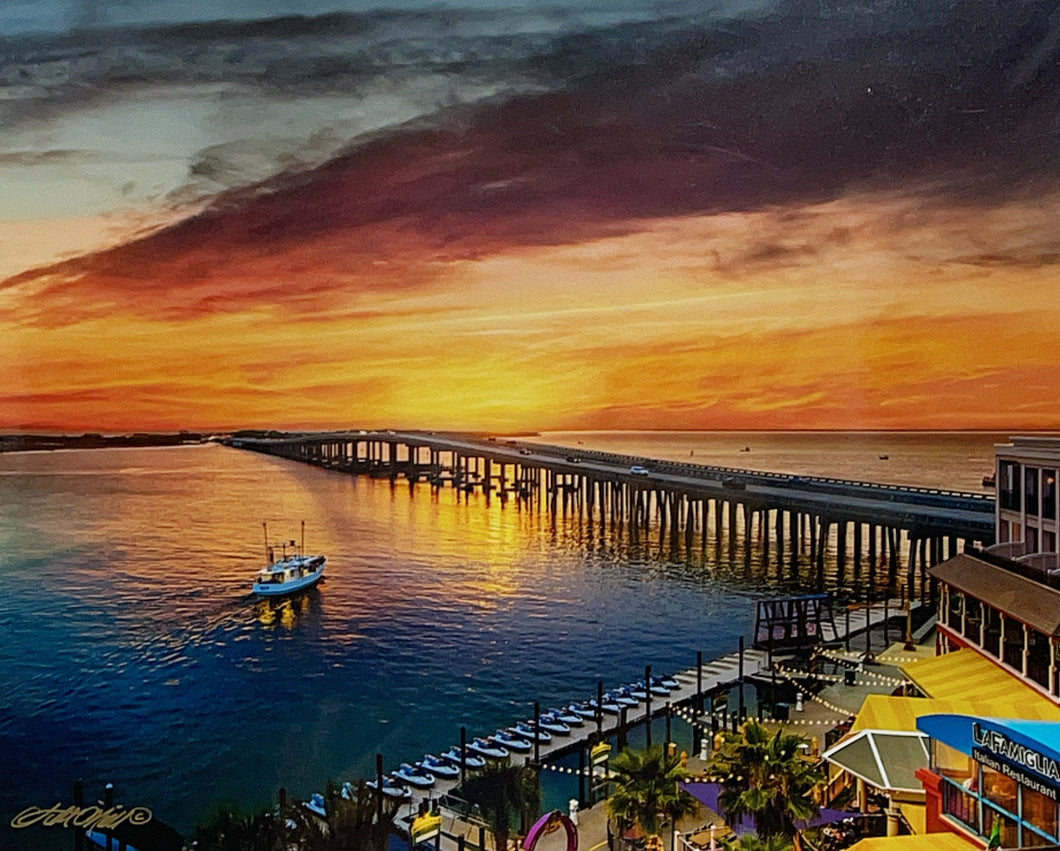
left=4, top=0, right=1060, bottom=298
left=186, top=0, right=1060, bottom=236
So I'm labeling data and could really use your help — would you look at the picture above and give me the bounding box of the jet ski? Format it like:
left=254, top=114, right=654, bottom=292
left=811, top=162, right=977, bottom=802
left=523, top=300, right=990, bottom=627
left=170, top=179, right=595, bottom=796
left=303, top=792, right=326, bottom=818
left=548, top=707, right=584, bottom=726
left=512, top=721, right=552, bottom=743
left=419, top=754, right=460, bottom=779
left=394, top=762, right=436, bottom=789
left=467, top=737, right=510, bottom=759
left=607, top=688, right=640, bottom=707
left=440, top=746, right=487, bottom=770
left=588, top=697, right=622, bottom=715
left=366, top=776, right=413, bottom=800
left=566, top=702, right=598, bottom=720
left=491, top=730, right=532, bottom=753
left=537, top=712, right=572, bottom=734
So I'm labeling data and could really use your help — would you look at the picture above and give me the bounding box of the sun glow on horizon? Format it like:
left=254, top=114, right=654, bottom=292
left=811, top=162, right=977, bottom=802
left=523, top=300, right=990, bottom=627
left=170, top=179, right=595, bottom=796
left=4, top=188, right=1060, bottom=434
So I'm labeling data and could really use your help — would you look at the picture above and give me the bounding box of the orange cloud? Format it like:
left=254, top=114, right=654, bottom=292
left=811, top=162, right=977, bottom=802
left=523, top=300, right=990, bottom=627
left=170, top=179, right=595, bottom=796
left=3, top=181, right=1060, bottom=432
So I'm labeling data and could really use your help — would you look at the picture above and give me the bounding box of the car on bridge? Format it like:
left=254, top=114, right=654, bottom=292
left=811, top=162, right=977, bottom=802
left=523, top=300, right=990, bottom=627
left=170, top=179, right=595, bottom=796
left=630, top=465, right=650, bottom=476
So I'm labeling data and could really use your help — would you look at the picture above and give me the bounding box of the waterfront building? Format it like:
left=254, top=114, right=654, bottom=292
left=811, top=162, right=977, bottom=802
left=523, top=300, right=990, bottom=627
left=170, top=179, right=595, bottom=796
left=994, top=436, right=1060, bottom=561
left=836, top=437, right=1060, bottom=850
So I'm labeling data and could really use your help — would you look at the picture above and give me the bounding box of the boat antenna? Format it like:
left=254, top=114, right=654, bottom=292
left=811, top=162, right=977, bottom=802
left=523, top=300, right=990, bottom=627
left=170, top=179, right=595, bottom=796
left=301, top=520, right=305, bottom=557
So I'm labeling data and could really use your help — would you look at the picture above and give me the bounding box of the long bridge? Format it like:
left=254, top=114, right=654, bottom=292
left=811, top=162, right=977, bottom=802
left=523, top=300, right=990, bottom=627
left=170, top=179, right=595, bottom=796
left=224, top=430, right=994, bottom=598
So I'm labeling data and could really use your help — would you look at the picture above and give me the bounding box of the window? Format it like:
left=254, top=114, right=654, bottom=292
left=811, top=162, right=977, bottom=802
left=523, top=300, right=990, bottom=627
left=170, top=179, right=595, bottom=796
left=963, top=597, right=982, bottom=643
left=982, top=764, right=1019, bottom=815
left=934, top=738, right=1060, bottom=846
left=942, top=779, right=978, bottom=831
left=983, top=605, right=1002, bottom=657
left=1001, top=460, right=1021, bottom=510
left=1027, top=466, right=1041, bottom=517
left=1002, top=617, right=1024, bottom=671
left=1027, top=629, right=1051, bottom=690
left=947, top=589, right=963, bottom=629
left=1046, top=469, right=1058, bottom=520
left=933, top=740, right=975, bottom=783
left=1023, top=784, right=1059, bottom=840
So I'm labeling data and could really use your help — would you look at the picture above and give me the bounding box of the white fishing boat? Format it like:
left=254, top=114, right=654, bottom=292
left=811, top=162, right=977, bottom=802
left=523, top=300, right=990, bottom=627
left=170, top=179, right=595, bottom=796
left=252, top=521, right=326, bottom=597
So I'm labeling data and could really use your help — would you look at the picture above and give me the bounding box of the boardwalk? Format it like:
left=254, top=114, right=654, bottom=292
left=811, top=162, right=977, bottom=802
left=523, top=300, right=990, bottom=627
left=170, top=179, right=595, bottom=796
left=371, top=598, right=918, bottom=819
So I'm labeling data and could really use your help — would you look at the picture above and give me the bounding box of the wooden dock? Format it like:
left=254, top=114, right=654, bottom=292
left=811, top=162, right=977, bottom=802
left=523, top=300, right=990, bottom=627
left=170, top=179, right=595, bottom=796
left=373, top=597, right=918, bottom=816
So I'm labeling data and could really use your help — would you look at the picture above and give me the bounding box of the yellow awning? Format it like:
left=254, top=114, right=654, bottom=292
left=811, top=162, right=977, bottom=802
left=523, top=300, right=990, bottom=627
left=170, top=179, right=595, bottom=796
left=849, top=648, right=1060, bottom=734
left=902, top=648, right=1058, bottom=711
left=849, top=833, right=978, bottom=850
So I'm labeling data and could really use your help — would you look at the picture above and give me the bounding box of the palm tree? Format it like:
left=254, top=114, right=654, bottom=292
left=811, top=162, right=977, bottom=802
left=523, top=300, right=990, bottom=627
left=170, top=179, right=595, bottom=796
left=193, top=803, right=284, bottom=851
left=708, top=720, right=824, bottom=841
left=286, top=779, right=403, bottom=851
left=606, top=744, right=699, bottom=844
left=459, top=762, right=541, bottom=851
left=721, top=835, right=794, bottom=851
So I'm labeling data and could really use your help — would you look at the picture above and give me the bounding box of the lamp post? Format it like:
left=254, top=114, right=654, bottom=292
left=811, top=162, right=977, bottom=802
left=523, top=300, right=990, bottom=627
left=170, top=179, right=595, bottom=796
left=904, top=589, right=916, bottom=651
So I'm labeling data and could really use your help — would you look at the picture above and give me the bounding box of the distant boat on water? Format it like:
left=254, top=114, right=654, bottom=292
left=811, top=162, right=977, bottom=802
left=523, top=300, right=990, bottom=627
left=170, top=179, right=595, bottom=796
left=252, top=521, right=326, bottom=597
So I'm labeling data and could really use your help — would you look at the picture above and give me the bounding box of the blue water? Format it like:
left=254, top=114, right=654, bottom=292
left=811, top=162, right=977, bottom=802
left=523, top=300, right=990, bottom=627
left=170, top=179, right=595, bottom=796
left=0, top=433, right=1009, bottom=847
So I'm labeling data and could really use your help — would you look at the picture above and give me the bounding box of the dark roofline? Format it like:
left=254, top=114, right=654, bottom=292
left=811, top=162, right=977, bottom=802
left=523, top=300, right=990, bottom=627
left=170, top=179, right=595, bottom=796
left=966, top=544, right=1060, bottom=592
left=932, top=550, right=1060, bottom=636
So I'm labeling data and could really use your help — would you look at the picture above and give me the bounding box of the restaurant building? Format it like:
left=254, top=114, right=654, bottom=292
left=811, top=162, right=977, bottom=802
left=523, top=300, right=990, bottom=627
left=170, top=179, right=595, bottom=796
left=844, top=437, right=1060, bottom=850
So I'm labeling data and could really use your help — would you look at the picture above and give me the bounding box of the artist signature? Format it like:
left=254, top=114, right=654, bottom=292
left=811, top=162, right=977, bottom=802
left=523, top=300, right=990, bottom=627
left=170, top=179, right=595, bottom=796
left=11, top=803, right=152, bottom=831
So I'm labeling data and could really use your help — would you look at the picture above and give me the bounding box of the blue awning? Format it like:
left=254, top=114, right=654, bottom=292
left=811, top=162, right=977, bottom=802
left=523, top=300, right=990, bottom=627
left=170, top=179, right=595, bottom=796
left=919, top=715, right=1060, bottom=758
left=918, top=714, right=1060, bottom=788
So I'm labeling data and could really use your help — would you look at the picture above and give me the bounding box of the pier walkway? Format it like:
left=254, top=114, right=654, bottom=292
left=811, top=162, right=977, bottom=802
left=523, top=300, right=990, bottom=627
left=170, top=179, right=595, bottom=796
left=380, top=597, right=918, bottom=824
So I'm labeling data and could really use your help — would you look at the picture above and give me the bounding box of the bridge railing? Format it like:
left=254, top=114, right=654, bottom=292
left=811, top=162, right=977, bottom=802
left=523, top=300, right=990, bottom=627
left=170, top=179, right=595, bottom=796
left=503, top=439, right=992, bottom=509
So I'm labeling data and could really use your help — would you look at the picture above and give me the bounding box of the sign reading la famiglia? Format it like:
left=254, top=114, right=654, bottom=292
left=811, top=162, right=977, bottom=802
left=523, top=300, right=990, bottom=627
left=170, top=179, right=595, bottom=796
left=918, top=714, right=1060, bottom=801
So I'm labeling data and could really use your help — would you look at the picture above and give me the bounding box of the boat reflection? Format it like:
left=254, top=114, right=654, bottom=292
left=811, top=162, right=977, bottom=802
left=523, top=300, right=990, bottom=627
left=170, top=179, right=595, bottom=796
left=255, top=589, right=318, bottom=630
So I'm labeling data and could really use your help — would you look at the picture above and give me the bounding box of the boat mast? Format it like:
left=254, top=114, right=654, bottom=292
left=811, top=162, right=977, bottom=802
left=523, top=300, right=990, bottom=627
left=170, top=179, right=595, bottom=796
left=263, top=521, right=271, bottom=564
left=300, top=520, right=305, bottom=557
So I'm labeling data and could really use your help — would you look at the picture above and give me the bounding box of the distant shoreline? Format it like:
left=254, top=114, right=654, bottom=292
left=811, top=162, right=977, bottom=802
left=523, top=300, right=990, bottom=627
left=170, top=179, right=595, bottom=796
left=0, top=432, right=210, bottom=453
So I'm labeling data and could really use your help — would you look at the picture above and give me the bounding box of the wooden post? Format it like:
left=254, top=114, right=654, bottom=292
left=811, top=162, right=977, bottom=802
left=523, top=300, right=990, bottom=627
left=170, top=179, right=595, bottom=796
left=279, top=787, right=288, bottom=848
left=579, top=745, right=587, bottom=807
left=533, top=700, right=540, bottom=765
left=696, top=651, right=703, bottom=753
left=597, top=680, right=604, bottom=737
left=376, top=754, right=384, bottom=825
left=738, top=636, right=745, bottom=719
left=645, top=664, right=653, bottom=746
left=460, top=726, right=467, bottom=787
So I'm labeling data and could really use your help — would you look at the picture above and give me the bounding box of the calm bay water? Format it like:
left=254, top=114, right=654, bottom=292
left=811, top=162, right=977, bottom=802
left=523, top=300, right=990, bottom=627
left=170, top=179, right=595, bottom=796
left=0, top=432, right=1017, bottom=846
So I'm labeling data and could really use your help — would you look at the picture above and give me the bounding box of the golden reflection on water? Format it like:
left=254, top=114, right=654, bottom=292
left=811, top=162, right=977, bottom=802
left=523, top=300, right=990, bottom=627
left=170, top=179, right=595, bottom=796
left=255, top=593, right=315, bottom=630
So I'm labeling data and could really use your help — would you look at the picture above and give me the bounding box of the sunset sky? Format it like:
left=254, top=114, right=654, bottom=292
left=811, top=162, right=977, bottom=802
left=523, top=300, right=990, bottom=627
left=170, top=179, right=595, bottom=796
left=2, top=0, right=1059, bottom=433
